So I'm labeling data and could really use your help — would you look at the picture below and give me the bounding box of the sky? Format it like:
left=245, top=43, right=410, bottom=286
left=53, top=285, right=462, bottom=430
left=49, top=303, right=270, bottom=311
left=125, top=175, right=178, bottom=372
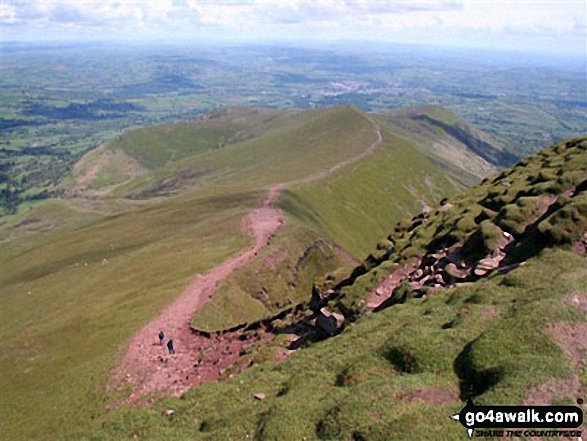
left=0, top=0, right=585, bottom=56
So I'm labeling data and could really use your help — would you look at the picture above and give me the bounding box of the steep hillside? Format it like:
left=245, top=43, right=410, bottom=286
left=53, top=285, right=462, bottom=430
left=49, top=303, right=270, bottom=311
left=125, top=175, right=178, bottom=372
left=189, top=106, right=505, bottom=331
left=379, top=105, right=513, bottom=185
left=0, top=105, right=502, bottom=439
left=66, top=108, right=292, bottom=191
left=276, top=106, right=505, bottom=259
left=67, top=105, right=502, bottom=201
left=321, top=135, right=586, bottom=319
left=78, top=136, right=587, bottom=441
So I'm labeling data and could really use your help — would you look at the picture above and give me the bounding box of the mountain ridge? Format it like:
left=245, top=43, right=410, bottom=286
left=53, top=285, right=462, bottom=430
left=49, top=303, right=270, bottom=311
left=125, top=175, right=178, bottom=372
left=77, top=135, right=587, bottom=441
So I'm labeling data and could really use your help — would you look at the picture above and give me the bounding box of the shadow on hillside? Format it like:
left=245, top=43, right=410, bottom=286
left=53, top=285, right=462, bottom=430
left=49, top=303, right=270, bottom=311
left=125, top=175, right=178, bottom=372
left=453, top=338, right=503, bottom=401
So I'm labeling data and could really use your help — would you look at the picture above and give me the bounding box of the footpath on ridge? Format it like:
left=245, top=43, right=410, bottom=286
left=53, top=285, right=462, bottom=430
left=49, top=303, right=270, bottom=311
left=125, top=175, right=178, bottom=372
left=114, top=120, right=383, bottom=403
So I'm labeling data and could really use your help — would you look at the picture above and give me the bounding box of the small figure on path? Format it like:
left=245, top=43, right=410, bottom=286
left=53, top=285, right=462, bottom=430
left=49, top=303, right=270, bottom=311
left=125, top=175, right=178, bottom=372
left=167, top=339, right=175, bottom=355
left=158, top=330, right=165, bottom=346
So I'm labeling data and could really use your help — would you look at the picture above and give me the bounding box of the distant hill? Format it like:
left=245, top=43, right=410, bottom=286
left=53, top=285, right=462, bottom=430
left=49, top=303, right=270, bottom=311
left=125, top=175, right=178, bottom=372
left=276, top=105, right=503, bottom=259
left=67, top=105, right=502, bottom=198
left=84, top=136, right=586, bottom=441
left=380, top=105, right=515, bottom=183
left=67, top=107, right=292, bottom=191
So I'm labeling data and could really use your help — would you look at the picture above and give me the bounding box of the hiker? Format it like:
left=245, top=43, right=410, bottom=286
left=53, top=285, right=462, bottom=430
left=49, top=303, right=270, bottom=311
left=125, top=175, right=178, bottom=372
left=158, top=330, right=165, bottom=346
left=167, top=339, right=175, bottom=355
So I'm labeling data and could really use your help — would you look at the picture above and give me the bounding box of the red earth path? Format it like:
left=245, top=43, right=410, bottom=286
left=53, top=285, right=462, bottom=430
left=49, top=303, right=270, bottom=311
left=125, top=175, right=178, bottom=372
left=114, top=185, right=284, bottom=402
left=114, top=120, right=384, bottom=403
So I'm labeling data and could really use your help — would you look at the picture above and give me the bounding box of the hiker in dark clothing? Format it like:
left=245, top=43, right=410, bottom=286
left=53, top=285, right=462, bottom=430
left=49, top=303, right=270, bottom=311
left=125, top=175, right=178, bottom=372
left=167, top=339, right=175, bottom=355
left=158, top=330, right=165, bottom=346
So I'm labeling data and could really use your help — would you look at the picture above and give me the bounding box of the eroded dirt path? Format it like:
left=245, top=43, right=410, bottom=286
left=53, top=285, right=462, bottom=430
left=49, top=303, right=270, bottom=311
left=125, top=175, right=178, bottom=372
left=114, top=186, right=284, bottom=402
left=114, top=119, right=384, bottom=403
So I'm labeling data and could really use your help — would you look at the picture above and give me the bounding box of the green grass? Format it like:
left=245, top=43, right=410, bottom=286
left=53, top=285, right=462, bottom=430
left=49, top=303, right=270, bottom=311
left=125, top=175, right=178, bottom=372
left=378, top=106, right=506, bottom=186
left=0, top=105, right=503, bottom=439
left=73, top=248, right=586, bottom=440
left=325, top=135, right=587, bottom=315
left=108, top=108, right=291, bottom=170
left=191, top=106, right=495, bottom=329
left=192, top=222, right=355, bottom=332
left=113, top=125, right=240, bottom=169
left=0, top=106, right=391, bottom=439
left=0, top=189, right=258, bottom=440
left=66, top=108, right=294, bottom=192
left=113, top=106, right=379, bottom=198
left=278, top=127, right=463, bottom=258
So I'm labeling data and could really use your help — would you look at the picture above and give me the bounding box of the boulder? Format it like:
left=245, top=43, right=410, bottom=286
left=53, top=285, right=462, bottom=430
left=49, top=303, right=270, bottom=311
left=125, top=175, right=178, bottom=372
left=474, top=267, right=489, bottom=277
left=419, top=274, right=431, bottom=285
left=444, top=263, right=469, bottom=280
left=433, top=273, right=446, bottom=286
left=254, top=393, right=266, bottom=401
left=474, top=252, right=505, bottom=276
left=493, top=233, right=512, bottom=251
left=408, top=281, right=422, bottom=291
left=317, top=308, right=345, bottom=336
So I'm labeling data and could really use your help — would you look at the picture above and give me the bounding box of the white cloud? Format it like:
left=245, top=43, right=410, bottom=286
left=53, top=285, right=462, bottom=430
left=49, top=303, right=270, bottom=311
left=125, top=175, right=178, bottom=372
left=0, top=0, right=584, bottom=54
left=0, top=2, right=17, bottom=23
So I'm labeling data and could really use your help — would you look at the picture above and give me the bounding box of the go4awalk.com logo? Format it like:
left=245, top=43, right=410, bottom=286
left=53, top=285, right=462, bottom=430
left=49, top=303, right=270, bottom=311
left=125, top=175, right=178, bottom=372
left=451, top=399, right=584, bottom=438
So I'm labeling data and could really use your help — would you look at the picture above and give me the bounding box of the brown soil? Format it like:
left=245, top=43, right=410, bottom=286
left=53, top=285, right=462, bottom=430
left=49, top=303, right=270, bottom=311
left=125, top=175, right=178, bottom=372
left=366, top=258, right=423, bottom=310
left=548, top=322, right=587, bottom=368
left=263, top=247, right=288, bottom=268
left=113, top=186, right=284, bottom=402
left=525, top=376, right=582, bottom=406
left=480, top=305, right=498, bottom=320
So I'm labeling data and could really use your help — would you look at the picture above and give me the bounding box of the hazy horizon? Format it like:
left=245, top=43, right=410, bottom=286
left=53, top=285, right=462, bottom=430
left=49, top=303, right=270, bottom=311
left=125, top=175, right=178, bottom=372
left=0, top=0, right=584, bottom=57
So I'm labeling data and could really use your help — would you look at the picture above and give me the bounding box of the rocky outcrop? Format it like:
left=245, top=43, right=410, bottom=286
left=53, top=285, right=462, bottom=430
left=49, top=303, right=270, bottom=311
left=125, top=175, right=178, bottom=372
left=367, top=225, right=515, bottom=311
left=316, top=308, right=345, bottom=336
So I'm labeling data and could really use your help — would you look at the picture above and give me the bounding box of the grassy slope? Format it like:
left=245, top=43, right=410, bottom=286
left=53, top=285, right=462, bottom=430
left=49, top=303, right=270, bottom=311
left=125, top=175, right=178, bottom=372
left=0, top=189, right=258, bottom=440
left=110, top=108, right=294, bottom=170
left=0, top=106, right=383, bottom=439
left=383, top=105, right=517, bottom=169
left=65, top=108, right=292, bottom=191
left=331, top=136, right=587, bottom=316
left=376, top=106, right=500, bottom=187
left=191, top=106, right=500, bottom=330
left=113, top=106, right=379, bottom=198
left=0, top=105, right=499, bottom=439
left=75, top=248, right=586, bottom=441
left=74, top=136, right=587, bottom=440
left=278, top=126, right=463, bottom=259
left=192, top=221, right=356, bottom=332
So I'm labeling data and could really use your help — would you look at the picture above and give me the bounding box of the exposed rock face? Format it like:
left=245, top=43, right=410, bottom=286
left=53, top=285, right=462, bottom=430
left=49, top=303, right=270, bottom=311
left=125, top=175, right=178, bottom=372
left=317, top=308, right=345, bottom=336
left=368, top=220, right=519, bottom=311
left=474, top=251, right=506, bottom=276
left=444, top=263, right=468, bottom=280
